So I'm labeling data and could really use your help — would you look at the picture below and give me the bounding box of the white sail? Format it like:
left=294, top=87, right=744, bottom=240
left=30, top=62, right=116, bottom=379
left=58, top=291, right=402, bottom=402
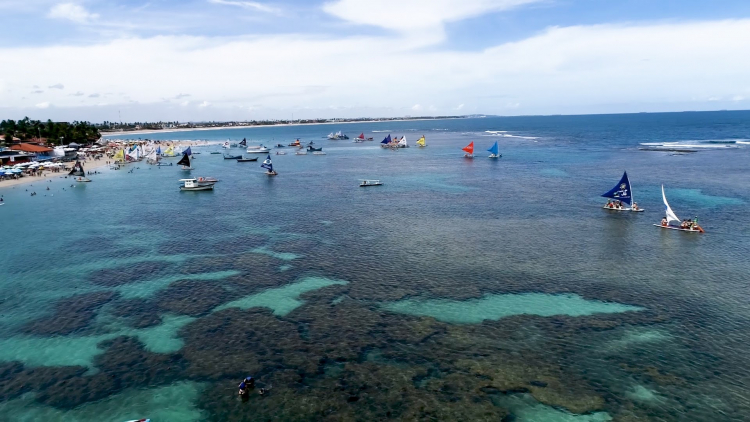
left=398, top=136, right=407, bottom=147
left=662, top=185, right=680, bottom=224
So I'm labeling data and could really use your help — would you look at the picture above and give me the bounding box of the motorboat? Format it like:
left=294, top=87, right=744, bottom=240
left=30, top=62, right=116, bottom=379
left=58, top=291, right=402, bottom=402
left=223, top=154, right=242, bottom=159
left=237, top=157, right=259, bottom=162
left=359, top=179, right=382, bottom=187
left=179, top=178, right=215, bottom=191
left=247, top=145, right=270, bottom=153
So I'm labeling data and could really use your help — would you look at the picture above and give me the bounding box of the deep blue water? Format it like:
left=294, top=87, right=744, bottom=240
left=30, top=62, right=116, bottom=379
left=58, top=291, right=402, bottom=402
left=0, top=111, right=749, bottom=421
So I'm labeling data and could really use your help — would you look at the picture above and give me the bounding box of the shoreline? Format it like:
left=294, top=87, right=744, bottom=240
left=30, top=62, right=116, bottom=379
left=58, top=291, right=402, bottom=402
left=100, top=117, right=468, bottom=137
left=0, top=140, right=210, bottom=191
left=0, top=157, right=110, bottom=191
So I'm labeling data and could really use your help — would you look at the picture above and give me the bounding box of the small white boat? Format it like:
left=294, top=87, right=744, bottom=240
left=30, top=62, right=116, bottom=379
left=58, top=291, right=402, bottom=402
left=179, top=178, right=215, bottom=191
left=295, top=151, right=308, bottom=155
left=246, top=147, right=270, bottom=153
left=654, top=185, right=704, bottom=233
left=359, top=179, right=382, bottom=187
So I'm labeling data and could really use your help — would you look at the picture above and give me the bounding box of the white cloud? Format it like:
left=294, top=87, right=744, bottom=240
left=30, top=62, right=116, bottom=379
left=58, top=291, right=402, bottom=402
left=35, top=102, right=50, bottom=109
left=411, top=104, right=422, bottom=111
left=455, top=104, right=465, bottom=110
left=199, top=101, right=211, bottom=107
left=732, top=95, right=745, bottom=101
left=48, top=3, right=99, bottom=24
left=49, top=83, right=64, bottom=89
left=208, top=0, right=280, bottom=14
left=3, top=18, right=750, bottom=120
left=323, top=0, right=538, bottom=33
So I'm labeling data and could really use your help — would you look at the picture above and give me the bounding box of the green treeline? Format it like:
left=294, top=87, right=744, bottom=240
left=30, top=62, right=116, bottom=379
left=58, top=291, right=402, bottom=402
left=1, top=117, right=101, bottom=145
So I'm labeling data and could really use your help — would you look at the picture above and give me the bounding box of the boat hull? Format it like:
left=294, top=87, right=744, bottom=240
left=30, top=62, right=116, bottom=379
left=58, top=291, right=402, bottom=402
left=603, top=206, right=645, bottom=212
left=180, top=185, right=214, bottom=191
left=237, top=158, right=258, bottom=162
left=653, top=224, right=704, bottom=233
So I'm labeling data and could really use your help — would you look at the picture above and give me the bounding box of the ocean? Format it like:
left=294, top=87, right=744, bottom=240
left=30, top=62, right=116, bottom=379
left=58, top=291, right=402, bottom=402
left=0, top=111, right=749, bottom=421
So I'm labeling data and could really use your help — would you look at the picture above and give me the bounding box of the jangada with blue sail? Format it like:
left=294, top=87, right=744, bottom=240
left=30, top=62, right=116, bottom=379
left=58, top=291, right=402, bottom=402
left=654, top=185, right=704, bottom=233
left=601, top=171, right=643, bottom=212
left=261, top=154, right=277, bottom=176
left=487, top=141, right=501, bottom=158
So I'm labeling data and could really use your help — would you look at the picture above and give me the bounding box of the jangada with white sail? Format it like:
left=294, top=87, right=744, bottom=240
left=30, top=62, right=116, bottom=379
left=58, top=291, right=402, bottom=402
left=601, top=171, right=643, bottom=212
left=654, top=185, right=704, bottom=233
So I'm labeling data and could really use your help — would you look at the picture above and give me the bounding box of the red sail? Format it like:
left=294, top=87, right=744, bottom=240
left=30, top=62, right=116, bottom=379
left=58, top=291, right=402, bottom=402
left=462, top=142, right=474, bottom=154
left=358, top=133, right=365, bottom=139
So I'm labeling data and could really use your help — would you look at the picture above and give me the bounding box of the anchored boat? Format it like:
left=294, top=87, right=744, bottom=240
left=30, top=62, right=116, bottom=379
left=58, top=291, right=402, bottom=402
left=359, top=179, right=382, bottom=187
left=602, top=171, right=643, bottom=212
left=179, top=178, right=214, bottom=191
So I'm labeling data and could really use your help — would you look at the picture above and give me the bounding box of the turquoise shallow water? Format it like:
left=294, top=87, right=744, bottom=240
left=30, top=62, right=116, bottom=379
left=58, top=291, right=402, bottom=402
left=1, top=112, right=750, bottom=420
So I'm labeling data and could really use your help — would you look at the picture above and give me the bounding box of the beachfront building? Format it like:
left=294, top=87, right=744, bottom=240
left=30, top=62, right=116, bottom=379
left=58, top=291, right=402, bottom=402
left=10, top=143, right=54, bottom=161
left=0, top=149, right=36, bottom=165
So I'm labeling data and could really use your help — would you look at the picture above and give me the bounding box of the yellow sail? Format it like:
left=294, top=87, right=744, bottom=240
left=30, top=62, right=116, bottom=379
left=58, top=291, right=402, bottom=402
left=164, top=146, right=175, bottom=156
left=113, top=149, right=125, bottom=161
left=416, top=136, right=426, bottom=147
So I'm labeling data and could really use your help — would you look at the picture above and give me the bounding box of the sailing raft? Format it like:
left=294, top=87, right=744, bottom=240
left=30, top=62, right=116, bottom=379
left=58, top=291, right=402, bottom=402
left=654, top=185, right=704, bottom=233
left=69, top=161, right=91, bottom=182
left=601, top=171, right=643, bottom=212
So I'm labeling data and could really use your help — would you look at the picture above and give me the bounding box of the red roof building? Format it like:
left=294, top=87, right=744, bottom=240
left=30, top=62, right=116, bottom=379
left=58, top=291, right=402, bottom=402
left=10, top=143, right=53, bottom=153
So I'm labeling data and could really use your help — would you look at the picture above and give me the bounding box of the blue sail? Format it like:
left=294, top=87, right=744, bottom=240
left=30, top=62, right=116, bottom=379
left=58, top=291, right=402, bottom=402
left=183, top=146, right=192, bottom=156
left=381, top=135, right=391, bottom=144
left=601, top=171, right=632, bottom=205
left=487, top=141, right=499, bottom=156
left=156, top=146, right=161, bottom=155
left=260, top=154, right=273, bottom=172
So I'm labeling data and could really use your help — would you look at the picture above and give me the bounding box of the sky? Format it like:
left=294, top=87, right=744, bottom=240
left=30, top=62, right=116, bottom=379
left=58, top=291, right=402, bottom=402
left=1, top=0, right=750, bottom=122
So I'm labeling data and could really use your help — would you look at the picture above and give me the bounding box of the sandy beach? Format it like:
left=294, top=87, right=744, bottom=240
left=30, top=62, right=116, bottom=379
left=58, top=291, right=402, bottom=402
left=0, top=156, right=112, bottom=190
left=99, top=118, right=465, bottom=137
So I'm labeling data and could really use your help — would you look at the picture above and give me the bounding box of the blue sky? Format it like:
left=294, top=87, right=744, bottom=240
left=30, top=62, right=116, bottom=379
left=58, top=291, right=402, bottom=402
left=1, top=0, right=750, bottom=121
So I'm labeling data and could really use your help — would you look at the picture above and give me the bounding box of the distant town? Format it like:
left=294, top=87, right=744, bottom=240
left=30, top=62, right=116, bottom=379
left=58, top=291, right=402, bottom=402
left=98, top=115, right=481, bottom=133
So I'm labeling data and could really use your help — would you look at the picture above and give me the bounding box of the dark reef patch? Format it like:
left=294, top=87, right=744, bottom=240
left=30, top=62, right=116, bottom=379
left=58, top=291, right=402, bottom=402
left=20, top=291, right=118, bottom=336
left=88, top=261, right=170, bottom=287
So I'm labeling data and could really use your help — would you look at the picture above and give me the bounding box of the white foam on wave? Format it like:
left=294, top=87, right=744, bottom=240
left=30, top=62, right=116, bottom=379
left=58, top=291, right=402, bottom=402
left=639, top=142, right=738, bottom=149
left=371, top=130, right=391, bottom=133
left=484, top=130, right=508, bottom=134
left=640, top=139, right=746, bottom=149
